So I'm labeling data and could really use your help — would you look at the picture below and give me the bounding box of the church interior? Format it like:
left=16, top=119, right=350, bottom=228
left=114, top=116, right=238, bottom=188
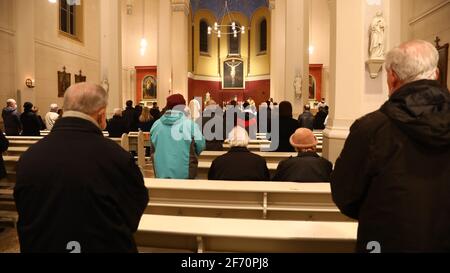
left=0, top=0, right=449, bottom=254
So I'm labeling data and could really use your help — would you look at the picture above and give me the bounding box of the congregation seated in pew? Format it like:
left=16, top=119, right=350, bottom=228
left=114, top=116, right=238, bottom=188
left=208, top=126, right=270, bottom=181
left=272, top=128, right=332, bottom=183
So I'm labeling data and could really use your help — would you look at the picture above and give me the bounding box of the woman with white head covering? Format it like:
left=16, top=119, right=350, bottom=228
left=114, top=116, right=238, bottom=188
left=208, top=126, right=270, bottom=181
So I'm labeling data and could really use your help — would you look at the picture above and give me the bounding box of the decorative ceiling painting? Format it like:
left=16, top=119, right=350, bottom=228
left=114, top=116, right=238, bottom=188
left=191, top=0, right=269, bottom=19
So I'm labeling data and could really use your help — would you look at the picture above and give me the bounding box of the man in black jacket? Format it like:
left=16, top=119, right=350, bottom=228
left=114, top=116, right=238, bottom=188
left=14, top=83, right=149, bottom=253
left=122, top=100, right=138, bottom=132
left=273, top=128, right=332, bottom=182
left=298, top=104, right=314, bottom=130
left=106, top=108, right=130, bottom=138
left=331, top=40, right=450, bottom=253
left=2, top=99, right=22, bottom=136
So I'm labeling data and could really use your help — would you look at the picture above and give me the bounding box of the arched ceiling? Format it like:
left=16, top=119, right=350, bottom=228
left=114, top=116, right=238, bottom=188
left=191, top=0, right=269, bottom=19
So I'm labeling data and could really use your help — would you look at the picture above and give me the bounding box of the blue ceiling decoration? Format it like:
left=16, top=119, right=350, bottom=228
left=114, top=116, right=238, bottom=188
left=191, top=0, right=269, bottom=20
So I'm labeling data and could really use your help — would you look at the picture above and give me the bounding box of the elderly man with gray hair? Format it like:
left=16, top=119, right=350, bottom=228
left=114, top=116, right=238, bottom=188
left=331, top=40, right=450, bottom=252
left=44, top=103, right=60, bottom=130
left=14, top=83, right=149, bottom=253
left=2, top=98, right=22, bottom=136
left=208, top=126, right=269, bottom=181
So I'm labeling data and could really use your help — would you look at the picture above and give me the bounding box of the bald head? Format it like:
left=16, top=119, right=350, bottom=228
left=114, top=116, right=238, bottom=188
left=64, top=83, right=108, bottom=115
left=64, top=83, right=109, bottom=129
left=385, top=40, right=439, bottom=95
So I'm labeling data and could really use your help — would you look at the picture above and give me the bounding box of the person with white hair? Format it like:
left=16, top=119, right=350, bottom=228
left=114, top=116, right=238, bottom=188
left=331, top=40, right=450, bottom=252
left=208, top=126, right=270, bottom=181
left=44, top=103, right=60, bottom=130
left=106, top=108, right=129, bottom=138
left=2, top=98, right=22, bottom=136
left=14, top=82, right=149, bottom=253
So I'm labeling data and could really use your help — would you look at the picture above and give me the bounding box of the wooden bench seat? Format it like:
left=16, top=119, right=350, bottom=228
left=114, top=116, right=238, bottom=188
left=135, top=214, right=357, bottom=253
left=145, top=179, right=349, bottom=222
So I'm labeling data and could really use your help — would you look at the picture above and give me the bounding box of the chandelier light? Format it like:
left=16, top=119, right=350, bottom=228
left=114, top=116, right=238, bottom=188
left=208, top=0, right=247, bottom=39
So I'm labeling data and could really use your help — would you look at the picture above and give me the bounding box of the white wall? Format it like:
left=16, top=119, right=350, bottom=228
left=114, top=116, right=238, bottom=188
left=0, top=0, right=15, bottom=108
left=121, top=0, right=159, bottom=104
left=310, top=0, right=330, bottom=101
left=402, top=0, right=450, bottom=87
left=33, top=0, right=101, bottom=113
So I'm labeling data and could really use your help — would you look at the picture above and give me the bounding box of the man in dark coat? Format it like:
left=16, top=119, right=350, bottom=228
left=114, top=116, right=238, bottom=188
left=122, top=100, right=139, bottom=132
left=274, top=101, right=299, bottom=152
left=313, top=106, right=328, bottom=130
left=298, top=104, right=314, bottom=130
left=14, top=83, right=149, bottom=253
left=331, top=40, right=450, bottom=253
left=2, top=99, right=22, bottom=136
left=20, top=102, right=41, bottom=136
left=208, top=126, right=270, bottom=181
left=106, top=108, right=130, bottom=138
left=273, top=128, right=332, bottom=182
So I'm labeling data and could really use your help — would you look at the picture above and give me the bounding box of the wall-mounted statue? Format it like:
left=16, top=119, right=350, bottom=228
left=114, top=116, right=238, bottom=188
left=369, top=11, right=386, bottom=60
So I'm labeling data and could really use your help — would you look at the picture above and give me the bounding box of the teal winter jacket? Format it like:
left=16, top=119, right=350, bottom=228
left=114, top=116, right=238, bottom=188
left=150, top=110, right=206, bottom=179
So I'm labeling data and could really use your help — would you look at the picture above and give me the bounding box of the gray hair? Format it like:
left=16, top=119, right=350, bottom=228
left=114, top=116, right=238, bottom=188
left=50, top=104, right=58, bottom=112
left=385, top=40, right=439, bottom=84
left=64, top=83, right=108, bottom=115
left=6, top=99, right=16, bottom=108
left=228, top=126, right=249, bottom=148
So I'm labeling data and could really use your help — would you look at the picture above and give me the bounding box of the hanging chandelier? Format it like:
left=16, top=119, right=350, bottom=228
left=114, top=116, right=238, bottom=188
left=208, top=0, right=246, bottom=38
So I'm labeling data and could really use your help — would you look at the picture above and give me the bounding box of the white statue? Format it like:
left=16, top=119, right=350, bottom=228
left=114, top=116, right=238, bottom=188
left=369, top=11, right=386, bottom=59
left=226, top=60, right=241, bottom=86
left=101, top=78, right=109, bottom=93
left=293, top=74, right=302, bottom=97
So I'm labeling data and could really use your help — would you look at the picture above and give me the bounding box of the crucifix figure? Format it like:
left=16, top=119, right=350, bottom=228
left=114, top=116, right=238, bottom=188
left=226, top=59, right=240, bottom=86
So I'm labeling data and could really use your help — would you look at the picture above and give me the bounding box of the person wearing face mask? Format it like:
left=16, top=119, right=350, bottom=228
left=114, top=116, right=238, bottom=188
left=14, top=83, right=149, bottom=253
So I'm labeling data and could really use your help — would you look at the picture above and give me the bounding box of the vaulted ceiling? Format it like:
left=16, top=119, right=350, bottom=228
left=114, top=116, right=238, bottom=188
left=190, top=0, right=269, bottom=19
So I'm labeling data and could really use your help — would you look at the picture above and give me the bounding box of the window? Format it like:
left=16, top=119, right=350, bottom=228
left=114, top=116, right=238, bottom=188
left=59, top=0, right=83, bottom=41
left=199, top=20, right=209, bottom=54
left=259, top=19, right=267, bottom=53
left=228, top=24, right=241, bottom=55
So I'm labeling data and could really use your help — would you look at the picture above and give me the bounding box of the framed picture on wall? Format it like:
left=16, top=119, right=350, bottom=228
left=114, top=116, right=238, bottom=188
left=57, top=67, right=71, bottom=98
left=223, top=59, right=244, bottom=89
left=435, top=37, right=448, bottom=89
left=142, top=75, right=157, bottom=100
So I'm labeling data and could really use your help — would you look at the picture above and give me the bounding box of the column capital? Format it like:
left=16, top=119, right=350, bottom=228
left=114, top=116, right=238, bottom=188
left=171, top=0, right=190, bottom=16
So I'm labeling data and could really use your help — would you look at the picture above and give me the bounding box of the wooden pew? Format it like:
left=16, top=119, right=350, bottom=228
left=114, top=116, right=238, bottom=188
left=145, top=179, right=349, bottom=222
left=5, top=135, right=128, bottom=157
left=200, top=151, right=297, bottom=164
left=40, top=130, right=109, bottom=137
left=135, top=214, right=357, bottom=253
left=196, top=161, right=278, bottom=179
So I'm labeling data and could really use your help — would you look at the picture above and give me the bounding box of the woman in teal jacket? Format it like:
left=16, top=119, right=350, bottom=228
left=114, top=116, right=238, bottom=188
left=150, top=94, right=206, bottom=179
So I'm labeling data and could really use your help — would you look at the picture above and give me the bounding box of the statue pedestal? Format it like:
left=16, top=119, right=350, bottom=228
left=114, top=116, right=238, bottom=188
left=366, top=59, right=385, bottom=79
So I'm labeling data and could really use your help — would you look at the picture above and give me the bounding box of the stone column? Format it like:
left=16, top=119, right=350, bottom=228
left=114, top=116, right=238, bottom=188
left=284, top=0, right=309, bottom=115
left=269, top=0, right=286, bottom=104
left=14, top=0, right=36, bottom=108
left=157, top=0, right=172, bottom=107
left=323, top=0, right=396, bottom=164
left=100, top=0, right=123, bottom=116
left=171, top=0, right=190, bottom=100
